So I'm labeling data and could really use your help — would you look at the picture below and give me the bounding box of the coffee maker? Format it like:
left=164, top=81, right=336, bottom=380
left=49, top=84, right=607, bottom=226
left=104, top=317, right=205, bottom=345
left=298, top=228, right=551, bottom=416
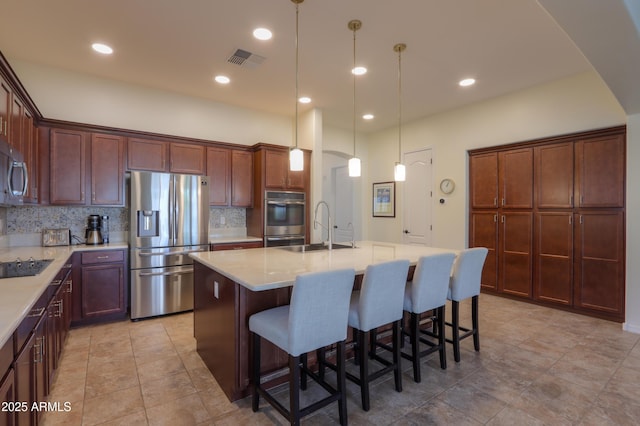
left=85, top=215, right=104, bottom=245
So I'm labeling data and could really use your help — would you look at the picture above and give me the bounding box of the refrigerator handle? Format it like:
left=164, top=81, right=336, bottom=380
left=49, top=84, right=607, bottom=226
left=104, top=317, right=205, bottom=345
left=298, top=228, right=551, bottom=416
left=173, top=175, right=179, bottom=246
left=168, top=174, right=175, bottom=245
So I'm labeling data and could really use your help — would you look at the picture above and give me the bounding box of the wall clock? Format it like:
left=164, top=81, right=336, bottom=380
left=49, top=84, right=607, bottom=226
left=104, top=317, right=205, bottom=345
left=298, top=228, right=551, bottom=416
left=440, top=178, right=455, bottom=194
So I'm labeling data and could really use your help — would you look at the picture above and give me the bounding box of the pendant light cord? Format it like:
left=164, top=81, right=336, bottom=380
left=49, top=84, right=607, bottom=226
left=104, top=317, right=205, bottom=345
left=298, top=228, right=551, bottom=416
left=352, top=24, right=357, bottom=158
left=394, top=43, right=406, bottom=164
left=294, top=2, right=300, bottom=150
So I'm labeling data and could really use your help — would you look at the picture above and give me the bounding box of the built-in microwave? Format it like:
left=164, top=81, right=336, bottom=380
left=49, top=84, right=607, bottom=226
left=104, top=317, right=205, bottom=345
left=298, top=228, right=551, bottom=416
left=264, top=191, right=305, bottom=242
left=0, top=140, right=27, bottom=206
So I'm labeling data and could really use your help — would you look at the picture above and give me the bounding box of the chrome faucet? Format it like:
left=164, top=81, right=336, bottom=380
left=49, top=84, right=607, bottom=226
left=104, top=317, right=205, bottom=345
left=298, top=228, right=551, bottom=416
left=314, top=201, right=332, bottom=250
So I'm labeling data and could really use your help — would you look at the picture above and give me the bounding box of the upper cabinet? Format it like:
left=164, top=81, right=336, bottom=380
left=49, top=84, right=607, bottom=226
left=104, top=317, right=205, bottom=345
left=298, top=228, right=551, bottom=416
left=264, top=149, right=306, bottom=190
left=0, top=77, right=10, bottom=145
left=575, top=134, right=625, bottom=208
left=470, top=152, right=498, bottom=209
left=499, top=148, right=533, bottom=209
left=207, top=147, right=253, bottom=207
left=170, top=142, right=205, bottom=175
left=535, top=142, right=574, bottom=209
left=128, top=138, right=167, bottom=171
left=10, top=95, right=24, bottom=153
left=50, top=128, right=125, bottom=206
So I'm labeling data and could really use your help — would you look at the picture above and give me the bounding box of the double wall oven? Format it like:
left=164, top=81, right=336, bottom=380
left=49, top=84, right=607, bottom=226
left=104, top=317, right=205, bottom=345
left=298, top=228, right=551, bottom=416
left=264, top=191, right=306, bottom=247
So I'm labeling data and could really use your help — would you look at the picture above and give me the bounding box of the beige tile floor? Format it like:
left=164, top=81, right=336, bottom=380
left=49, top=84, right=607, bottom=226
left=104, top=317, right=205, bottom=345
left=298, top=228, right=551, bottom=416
left=41, top=294, right=640, bottom=425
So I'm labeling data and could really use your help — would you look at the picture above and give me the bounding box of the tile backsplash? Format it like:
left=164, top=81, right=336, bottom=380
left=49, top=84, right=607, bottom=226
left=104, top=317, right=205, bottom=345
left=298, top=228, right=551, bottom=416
left=1, top=206, right=246, bottom=244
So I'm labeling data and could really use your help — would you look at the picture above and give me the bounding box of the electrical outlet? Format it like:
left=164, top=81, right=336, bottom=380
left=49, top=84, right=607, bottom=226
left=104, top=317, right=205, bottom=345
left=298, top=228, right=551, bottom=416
left=220, top=216, right=225, bottom=225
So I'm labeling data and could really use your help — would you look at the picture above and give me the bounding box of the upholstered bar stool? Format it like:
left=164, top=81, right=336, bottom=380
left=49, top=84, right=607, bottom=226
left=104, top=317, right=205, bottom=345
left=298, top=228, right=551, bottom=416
left=342, top=259, right=410, bottom=411
left=249, top=268, right=356, bottom=426
left=445, top=247, right=488, bottom=362
left=402, top=252, right=456, bottom=382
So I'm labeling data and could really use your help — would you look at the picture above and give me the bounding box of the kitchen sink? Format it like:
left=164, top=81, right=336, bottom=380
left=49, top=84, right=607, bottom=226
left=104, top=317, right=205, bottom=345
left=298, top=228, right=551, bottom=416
left=0, top=258, right=54, bottom=279
left=279, top=243, right=356, bottom=253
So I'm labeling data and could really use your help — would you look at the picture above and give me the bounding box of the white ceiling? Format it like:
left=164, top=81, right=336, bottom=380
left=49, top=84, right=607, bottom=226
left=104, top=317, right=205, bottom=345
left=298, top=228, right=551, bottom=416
left=0, top=0, right=595, bottom=133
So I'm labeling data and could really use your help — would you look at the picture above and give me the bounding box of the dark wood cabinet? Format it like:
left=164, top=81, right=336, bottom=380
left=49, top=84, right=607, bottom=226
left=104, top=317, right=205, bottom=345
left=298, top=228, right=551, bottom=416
left=574, top=211, right=625, bottom=317
left=0, top=77, right=10, bottom=145
left=207, top=147, right=229, bottom=206
left=10, top=95, right=23, bottom=153
left=469, top=126, right=625, bottom=321
left=170, top=142, right=205, bottom=175
left=23, top=109, right=38, bottom=203
left=469, top=212, right=498, bottom=291
left=210, top=241, right=263, bottom=251
left=13, top=332, right=35, bottom=426
left=50, top=129, right=87, bottom=205
left=127, top=138, right=167, bottom=171
left=90, top=133, right=125, bottom=205
left=50, top=129, right=125, bottom=206
left=575, top=134, right=625, bottom=208
left=73, top=250, right=127, bottom=325
left=470, top=152, right=498, bottom=209
left=0, top=368, right=15, bottom=426
left=264, top=149, right=305, bottom=190
left=535, top=142, right=574, bottom=208
left=534, top=212, right=573, bottom=305
left=231, top=150, right=253, bottom=207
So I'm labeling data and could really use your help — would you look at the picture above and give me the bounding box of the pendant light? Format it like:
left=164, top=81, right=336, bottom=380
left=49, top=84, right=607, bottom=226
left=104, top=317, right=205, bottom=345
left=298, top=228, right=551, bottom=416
left=393, top=43, right=406, bottom=182
left=289, top=0, right=304, bottom=172
left=348, top=19, right=362, bottom=177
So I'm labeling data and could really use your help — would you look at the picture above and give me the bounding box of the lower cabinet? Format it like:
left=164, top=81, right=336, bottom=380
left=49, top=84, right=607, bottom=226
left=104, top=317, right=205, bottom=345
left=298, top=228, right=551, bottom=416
left=210, top=241, right=263, bottom=251
left=0, top=368, right=15, bottom=426
left=72, top=249, right=127, bottom=326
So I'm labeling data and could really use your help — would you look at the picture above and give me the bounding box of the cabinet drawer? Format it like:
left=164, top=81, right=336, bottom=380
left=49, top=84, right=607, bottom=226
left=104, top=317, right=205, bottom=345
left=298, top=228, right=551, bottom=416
left=81, top=250, right=125, bottom=265
left=14, top=290, right=48, bottom=354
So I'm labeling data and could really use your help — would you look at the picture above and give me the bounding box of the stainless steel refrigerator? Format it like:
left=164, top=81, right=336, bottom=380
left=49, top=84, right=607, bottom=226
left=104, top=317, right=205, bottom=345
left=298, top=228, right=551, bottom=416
left=129, top=171, right=209, bottom=320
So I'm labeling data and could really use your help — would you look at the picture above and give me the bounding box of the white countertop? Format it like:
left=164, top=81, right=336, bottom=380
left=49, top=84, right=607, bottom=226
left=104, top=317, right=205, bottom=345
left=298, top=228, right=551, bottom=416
left=0, top=243, right=128, bottom=348
left=190, top=241, right=458, bottom=292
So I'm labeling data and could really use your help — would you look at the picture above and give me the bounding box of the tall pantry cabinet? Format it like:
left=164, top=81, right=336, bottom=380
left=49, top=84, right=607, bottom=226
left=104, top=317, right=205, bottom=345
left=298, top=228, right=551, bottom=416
left=469, top=126, right=625, bottom=322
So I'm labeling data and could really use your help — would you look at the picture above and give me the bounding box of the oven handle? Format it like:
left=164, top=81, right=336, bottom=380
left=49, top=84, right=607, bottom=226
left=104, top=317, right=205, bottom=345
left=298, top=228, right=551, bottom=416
left=137, top=248, right=208, bottom=257
left=266, top=235, right=305, bottom=241
left=138, top=269, right=193, bottom=277
left=266, top=200, right=306, bottom=205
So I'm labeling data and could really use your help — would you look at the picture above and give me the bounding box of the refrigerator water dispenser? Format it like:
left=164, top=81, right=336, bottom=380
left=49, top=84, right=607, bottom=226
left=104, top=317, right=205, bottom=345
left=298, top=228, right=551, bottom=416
left=137, top=210, right=159, bottom=237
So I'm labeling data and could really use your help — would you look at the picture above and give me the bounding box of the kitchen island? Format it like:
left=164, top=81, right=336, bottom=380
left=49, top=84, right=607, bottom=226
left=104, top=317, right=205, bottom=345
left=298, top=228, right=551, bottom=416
left=190, top=241, right=458, bottom=401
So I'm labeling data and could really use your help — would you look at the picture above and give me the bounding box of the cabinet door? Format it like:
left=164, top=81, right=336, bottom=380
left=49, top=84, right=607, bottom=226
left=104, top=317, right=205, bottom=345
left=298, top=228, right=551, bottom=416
left=50, top=129, right=87, bottom=205
left=91, top=133, right=125, bottom=205
left=0, top=78, right=10, bottom=144
left=499, top=148, right=533, bottom=209
left=128, top=138, right=167, bottom=171
left=534, top=212, right=573, bottom=305
left=14, top=332, right=35, bottom=426
left=23, top=111, right=38, bottom=203
left=574, top=211, right=625, bottom=319
left=499, top=212, right=533, bottom=297
left=470, top=152, right=498, bottom=209
left=10, top=95, right=23, bottom=153
left=575, top=135, right=625, bottom=208
left=170, top=142, right=206, bottom=174
left=470, top=212, right=498, bottom=291
left=231, top=150, right=253, bottom=206
left=535, top=143, right=574, bottom=208
left=81, top=263, right=125, bottom=317
left=207, top=147, right=230, bottom=206
left=0, top=368, right=15, bottom=426
left=33, top=316, right=47, bottom=413
left=264, top=149, right=288, bottom=188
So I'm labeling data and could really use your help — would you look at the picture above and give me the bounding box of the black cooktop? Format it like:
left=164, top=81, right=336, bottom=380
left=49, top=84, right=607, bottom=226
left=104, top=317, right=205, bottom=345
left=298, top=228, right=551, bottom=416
left=0, top=258, right=53, bottom=279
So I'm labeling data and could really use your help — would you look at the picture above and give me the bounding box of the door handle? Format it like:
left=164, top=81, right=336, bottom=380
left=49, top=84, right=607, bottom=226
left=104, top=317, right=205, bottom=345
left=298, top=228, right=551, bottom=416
left=403, top=230, right=410, bottom=234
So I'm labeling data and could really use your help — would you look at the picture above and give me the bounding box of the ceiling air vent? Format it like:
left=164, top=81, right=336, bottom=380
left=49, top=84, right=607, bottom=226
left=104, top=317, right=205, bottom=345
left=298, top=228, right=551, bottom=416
left=227, top=49, right=265, bottom=69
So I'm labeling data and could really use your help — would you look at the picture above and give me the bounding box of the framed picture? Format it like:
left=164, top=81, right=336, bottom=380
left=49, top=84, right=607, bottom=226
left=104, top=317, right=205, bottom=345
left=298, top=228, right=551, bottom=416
left=372, top=181, right=395, bottom=217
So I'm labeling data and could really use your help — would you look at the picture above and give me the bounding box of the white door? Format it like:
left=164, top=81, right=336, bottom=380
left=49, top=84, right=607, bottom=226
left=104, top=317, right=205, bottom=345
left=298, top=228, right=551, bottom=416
left=333, top=165, right=355, bottom=243
left=402, top=149, right=433, bottom=245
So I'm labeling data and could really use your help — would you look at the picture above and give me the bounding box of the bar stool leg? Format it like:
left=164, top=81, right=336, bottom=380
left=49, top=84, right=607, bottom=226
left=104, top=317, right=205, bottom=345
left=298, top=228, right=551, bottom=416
left=452, top=300, right=461, bottom=362
left=392, top=320, right=402, bottom=392
left=289, top=355, right=301, bottom=426
left=252, top=332, right=261, bottom=412
left=472, top=295, right=480, bottom=351
left=316, top=347, right=326, bottom=381
left=358, top=329, right=371, bottom=411
left=437, top=306, right=447, bottom=369
left=410, top=313, right=421, bottom=382
left=300, top=353, right=308, bottom=391
left=336, top=341, right=347, bottom=426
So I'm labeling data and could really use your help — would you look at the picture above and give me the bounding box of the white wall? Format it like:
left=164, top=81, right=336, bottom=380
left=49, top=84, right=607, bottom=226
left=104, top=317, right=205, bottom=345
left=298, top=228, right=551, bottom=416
left=10, top=59, right=292, bottom=146
left=364, top=71, right=626, bottom=249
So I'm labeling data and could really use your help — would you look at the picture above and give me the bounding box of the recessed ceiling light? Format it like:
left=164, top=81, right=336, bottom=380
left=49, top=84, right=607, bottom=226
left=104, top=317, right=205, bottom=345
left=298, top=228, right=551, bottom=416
left=362, top=114, right=374, bottom=120
left=459, top=78, right=476, bottom=87
left=253, top=28, right=273, bottom=41
left=214, top=75, right=230, bottom=84
left=91, top=43, right=113, bottom=55
left=298, top=96, right=311, bottom=104
left=352, top=66, right=367, bottom=76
